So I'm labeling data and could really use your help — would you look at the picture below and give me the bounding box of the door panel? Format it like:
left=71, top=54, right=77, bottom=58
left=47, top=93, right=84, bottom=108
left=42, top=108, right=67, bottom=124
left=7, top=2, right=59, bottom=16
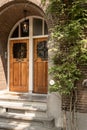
left=13, top=62, right=20, bottom=86
left=21, top=62, right=28, bottom=86
left=33, top=38, right=48, bottom=94
left=10, top=39, right=29, bottom=92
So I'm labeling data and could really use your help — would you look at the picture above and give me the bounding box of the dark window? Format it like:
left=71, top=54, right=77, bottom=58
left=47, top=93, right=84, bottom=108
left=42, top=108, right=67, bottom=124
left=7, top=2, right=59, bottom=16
left=37, top=41, right=48, bottom=60
left=20, top=19, right=29, bottom=37
left=33, top=18, right=42, bottom=36
left=13, top=43, right=27, bottom=60
left=11, top=26, right=19, bottom=38
left=44, top=21, right=48, bottom=35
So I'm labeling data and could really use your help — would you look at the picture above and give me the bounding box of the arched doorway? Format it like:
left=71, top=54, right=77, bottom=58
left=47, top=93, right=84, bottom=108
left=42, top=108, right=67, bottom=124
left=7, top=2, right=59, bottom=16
left=9, top=16, right=48, bottom=94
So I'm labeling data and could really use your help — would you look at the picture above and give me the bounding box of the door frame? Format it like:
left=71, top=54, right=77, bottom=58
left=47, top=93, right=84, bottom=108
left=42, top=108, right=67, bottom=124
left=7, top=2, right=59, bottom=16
left=9, top=39, right=29, bottom=92
left=7, top=16, right=48, bottom=93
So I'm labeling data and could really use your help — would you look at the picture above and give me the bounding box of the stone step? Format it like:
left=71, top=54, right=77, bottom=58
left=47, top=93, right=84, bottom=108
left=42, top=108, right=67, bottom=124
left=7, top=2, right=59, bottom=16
left=0, top=121, right=32, bottom=130
left=0, top=92, right=55, bottom=129
left=0, top=92, right=47, bottom=103
left=0, top=112, right=54, bottom=128
left=0, top=93, right=47, bottom=115
left=0, top=99, right=47, bottom=121
left=0, top=121, right=57, bottom=130
left=0, top=100, right=47, bottom=114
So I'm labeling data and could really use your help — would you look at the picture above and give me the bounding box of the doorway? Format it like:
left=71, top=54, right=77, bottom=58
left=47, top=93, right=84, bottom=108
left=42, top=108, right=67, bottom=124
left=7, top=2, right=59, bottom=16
left=9, top=16, right=48, bottom=93
left=9, top=39, right=29, bottom=92
left=33, top=38, right=48, bottom=94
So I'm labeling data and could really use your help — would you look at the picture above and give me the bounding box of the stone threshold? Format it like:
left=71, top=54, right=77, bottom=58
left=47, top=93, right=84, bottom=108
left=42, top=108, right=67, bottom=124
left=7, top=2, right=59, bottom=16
left=0, top=90, right=47, bottom=103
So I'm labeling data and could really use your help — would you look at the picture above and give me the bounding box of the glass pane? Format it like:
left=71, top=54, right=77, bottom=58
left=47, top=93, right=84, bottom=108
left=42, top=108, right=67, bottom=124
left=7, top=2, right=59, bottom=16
left=37, top=41, right=48, bottom=60
left=33, top=18, right=42, bottom=36
left=13, top=43, right=27, bottom=59
left=20, top=19, right=29, bottom=37
left=11, top=26, right=19, bottom=38
left=44, top=21, right=48, bottom=35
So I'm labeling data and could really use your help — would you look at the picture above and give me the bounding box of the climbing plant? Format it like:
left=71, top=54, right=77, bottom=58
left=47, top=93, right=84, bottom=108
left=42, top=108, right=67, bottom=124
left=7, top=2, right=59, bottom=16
left=42, top=0, right=87, bottom=95
left=41, top=0, right=87, bottom=130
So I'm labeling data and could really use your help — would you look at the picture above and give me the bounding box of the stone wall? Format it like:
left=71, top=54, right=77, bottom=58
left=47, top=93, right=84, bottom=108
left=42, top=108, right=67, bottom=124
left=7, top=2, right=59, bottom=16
left=62, top=65, right=87, bottom=113
left=47, top=92, right=87, bottom=130
left=47, top=92, right=63, bottom=129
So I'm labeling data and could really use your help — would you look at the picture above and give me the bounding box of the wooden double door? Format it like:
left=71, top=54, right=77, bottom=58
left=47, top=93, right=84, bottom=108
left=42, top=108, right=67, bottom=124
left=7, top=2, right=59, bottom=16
left=9, top=38, right=48, bottom=93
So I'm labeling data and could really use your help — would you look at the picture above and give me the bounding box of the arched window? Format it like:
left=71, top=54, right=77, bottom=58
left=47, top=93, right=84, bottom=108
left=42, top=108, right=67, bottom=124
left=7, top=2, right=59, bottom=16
left=11, top=17, right=48, bottom=38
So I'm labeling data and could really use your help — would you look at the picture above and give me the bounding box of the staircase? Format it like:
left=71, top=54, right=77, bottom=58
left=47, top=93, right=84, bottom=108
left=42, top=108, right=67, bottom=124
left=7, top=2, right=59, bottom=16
left=0, top=92, right=57, bottom=130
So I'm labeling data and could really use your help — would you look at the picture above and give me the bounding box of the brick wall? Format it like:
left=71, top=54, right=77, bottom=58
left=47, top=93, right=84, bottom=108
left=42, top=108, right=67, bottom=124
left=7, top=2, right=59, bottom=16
left=62, top=65, right=87, bottom=113
left=0, top=0, right=45, bottom=91
left=46, top=2, right=87, bottom=113
left=0, top=43, right=7, bottom=90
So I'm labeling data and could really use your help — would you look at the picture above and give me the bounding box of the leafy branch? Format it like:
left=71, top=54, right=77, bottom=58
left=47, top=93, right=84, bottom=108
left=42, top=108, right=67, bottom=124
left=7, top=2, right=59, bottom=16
left=46, top=0, right=87, bottom=95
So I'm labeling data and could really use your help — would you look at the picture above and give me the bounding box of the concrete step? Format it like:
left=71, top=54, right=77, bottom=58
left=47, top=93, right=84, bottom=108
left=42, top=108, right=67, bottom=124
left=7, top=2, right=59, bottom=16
left=0, top=100, right=47, bottom=115
left=0, top=92, right=47, bottom=103
left=0, top=121, right=57, bottom=130
left=0, top=93, right=47, bottom=115
left=0, top=112, right=54, bottom=128
left=0, top=92, right=55, bottom=129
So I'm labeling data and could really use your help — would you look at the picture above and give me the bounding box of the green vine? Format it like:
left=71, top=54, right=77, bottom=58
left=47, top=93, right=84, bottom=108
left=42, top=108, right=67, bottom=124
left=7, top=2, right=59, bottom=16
left=43, top=0, right=87, bottom=95
left=41, top=1, right=87, bottom=129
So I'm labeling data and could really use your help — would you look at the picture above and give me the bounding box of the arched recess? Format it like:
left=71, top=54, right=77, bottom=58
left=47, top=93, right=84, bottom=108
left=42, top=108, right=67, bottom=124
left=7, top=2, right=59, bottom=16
left=0, top=0, right=47, bottom=91
left=0, top=0, right=48, bottom=93
left=8, top=16, right=48, bottom=94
